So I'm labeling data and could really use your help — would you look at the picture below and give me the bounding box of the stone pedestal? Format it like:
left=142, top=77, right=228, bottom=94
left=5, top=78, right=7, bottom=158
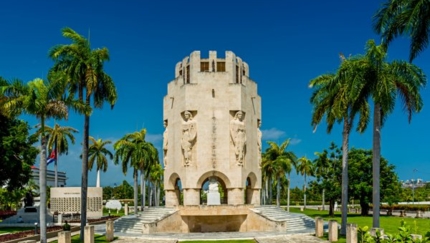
left=124, top=203, right=129, bottom=216
left=58, top=214, right=63, bottom=224
left=207, top=192, right=221, bottom=205
left=106, top=220, right=114, bottom=242
left=85, top=225, right=94, bottom=243
left=58, top=231, right=71, bottom=243
left=346, top=223, right=357, bottom=243
left=315, top=217, right=324, bottom=237
left=328, top=220, right=338, bottom=242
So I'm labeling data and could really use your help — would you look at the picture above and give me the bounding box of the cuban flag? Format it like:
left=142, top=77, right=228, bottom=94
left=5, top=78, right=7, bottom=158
left=47, top=149, right=56, bottom=166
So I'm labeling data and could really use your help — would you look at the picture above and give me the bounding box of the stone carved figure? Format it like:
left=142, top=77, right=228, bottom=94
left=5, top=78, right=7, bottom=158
left=257, top=120, right=262, bottom=168
left=181, top=111, right=197, bottom=166
left=163, top=120, right=168, bottom=167
left=230, top=111, right=246, bottom=165
left=208, top=178, right=219, bottom=192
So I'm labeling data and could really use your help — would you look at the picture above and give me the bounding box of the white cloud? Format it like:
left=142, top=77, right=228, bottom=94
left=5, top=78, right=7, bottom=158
left=290, top=138, right=302, bottom=145
left=262, top=128, right=285, bottom=140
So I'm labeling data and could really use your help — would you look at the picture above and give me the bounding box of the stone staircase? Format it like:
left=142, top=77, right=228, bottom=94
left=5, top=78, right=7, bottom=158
left=114, top=207, right=177, bottom=234
left=251, top=206, right=316, bottom=233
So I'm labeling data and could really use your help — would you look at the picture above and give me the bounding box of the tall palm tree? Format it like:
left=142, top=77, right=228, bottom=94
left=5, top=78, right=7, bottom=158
left=88, top=136, right=113, bottom=187
left=49, top=27, right=117, bottom=239
left=296, top=156, right=313, bottom=209
left=114, top=129, right=158, bottom=213
left=309, top=54, right=370, bottom=234
left=341, top=39, right=426, bottom=228
left=0, top=78, right=85, bottom=243
left=374, top=0, right=430, bottom=62
left=34, top=123, right=78, bottom=187
left=148, top=163, right=163, bottom=206
left=262, top=139, right=297, bottom=209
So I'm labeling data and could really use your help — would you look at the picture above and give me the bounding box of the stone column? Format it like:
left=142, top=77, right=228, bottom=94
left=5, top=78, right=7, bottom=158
left=165, top=190, right=179, bottom=207
left=251, top=188, right=260, bottom=205
left=346, top=223, right=357, bottom=243
left=58, top=231, right=71, bottom=243
left=106, top=220, right=114, bottom=242
left=58, top=214, right=63, bottom=225
left=328, top=220, right=338, bottom=242
left=228, top=188, right=244, bottom=205
left=124, top=203, right=129, bottom=216
left=315, top=217, right=324, bottom=237
left=84, top=225, right=94, bottom=243
left=183, top=188, right=200, bottom=205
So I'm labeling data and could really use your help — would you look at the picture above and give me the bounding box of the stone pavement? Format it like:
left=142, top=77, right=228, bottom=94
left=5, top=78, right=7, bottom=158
left=109, top=231, right=328, bottom=243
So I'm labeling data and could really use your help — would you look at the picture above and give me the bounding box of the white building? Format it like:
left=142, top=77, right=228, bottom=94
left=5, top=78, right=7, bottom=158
left=31, top=166, right=67, bottom=187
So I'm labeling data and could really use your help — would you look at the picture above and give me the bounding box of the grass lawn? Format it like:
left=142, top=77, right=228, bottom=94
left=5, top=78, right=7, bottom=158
left=0, top=227, right=33, bottom=234
left=179, top=240, right=255, bottom=243
left=49, top=234, right=117, bottom=243
left=289, top=207, right=430, bottom=236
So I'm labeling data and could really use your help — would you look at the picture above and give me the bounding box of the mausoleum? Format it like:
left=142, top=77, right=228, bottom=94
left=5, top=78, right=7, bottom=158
left=163, top=50, right=262, bottom=206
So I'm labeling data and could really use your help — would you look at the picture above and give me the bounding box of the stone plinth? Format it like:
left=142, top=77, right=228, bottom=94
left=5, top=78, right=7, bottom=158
left=315, top=217, right=323, bottom=237
left=106, top=220, right=114, bottom=242
left=124, top=203, right=129, bottom=216
left=207, top=192, right=220, bottom=205
left=328, top=220, right=338, bottom=242
left=84, top=225, right=94, bottom=243
left=346, top=223, right=357, bottom=243
left=58, top=231, right=71, bottom=243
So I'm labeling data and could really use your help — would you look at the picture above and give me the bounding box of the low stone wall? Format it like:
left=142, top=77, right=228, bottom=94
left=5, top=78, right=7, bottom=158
left=142, top=205, right=286, bottom=233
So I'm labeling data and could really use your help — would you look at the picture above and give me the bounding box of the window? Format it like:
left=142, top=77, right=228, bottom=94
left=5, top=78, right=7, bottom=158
left=236, top=65, right=239, bottom=83
left=186, top=65, right=190, bottom=83
left=217, top=62, right=226, bottom=72
left=201, top=62, right=209, bottom=72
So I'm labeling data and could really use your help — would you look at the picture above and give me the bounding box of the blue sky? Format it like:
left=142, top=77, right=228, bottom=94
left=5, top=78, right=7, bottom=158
left=1, top=0, right=429, bottom=188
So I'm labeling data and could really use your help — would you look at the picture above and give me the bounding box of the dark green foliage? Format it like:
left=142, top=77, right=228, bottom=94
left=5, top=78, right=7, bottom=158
left=0, top=115, right=38, bottom=191
left=348, top=148, right=401, bottom=216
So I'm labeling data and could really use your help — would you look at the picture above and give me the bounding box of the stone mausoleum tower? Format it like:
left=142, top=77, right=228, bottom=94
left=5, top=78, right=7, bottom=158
left=163, top=51, right=261, bottom=207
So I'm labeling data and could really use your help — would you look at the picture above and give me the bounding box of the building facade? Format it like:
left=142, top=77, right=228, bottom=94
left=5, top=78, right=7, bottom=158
left=163, top=51, right=262, bottom=206
left=31, top=166, right=67, bottom=188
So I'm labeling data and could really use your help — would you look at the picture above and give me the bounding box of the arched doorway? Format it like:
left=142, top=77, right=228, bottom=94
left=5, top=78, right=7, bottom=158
left=244, top=172, right=258, bottom=205
left=165, top=173, right=183, bottom=207
left=174, top=178, right=183, bottom=205
left=200, top=177, right=228, bottom=205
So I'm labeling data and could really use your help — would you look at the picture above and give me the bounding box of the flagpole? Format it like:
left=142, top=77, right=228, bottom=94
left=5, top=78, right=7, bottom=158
left=54, top=137, right=58, bottom=187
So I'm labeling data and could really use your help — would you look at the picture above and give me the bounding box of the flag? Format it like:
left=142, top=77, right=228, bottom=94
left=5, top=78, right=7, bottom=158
left=47, top=149, right=56, bottom=166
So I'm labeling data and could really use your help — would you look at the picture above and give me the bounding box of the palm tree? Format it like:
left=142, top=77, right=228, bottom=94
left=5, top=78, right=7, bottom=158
left=88, top=136, right=113, bottom=187
left=341, top=39, right=426, bottom=228
left=0, top=78, right=83, bottom=243
left=296, top=156, right=313, bottom=209
left=34, top=123, right=78, bottom=187
left=148, top=163, right=163, bottom=206
left=374, top=0, right=430, bottom=62
left=262, top=139, right=297, bottom=209
left=309, top=54, right=370, bottom=234
left=313, top=150, right=330, bottom=210
left=49, top=27, right=117, bottom=239
left=114, top=129, right=158, bottom=213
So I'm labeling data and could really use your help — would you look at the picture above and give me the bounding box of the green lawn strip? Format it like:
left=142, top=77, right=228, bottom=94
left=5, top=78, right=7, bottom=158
left=179, top=240, right=255, bottom=243
left=49, top=234, right=116, bottom=243
left=0, top=227, right=33, bottom=234
left=289, top=208, right=430, bottom=236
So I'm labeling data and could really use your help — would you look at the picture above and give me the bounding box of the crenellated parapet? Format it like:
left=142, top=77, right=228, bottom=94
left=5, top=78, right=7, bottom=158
left=174, top=51, right=250, bottom=84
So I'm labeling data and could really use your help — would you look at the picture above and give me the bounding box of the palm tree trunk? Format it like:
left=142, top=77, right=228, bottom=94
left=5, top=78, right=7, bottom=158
left=134, top=170, right=138, bottom=215
left=287, top=173, right=291, bottom=212
left=39, top=122, right=47, bottom=243
left=140, top=172, right=144, bottom=211
left=269, top=178, right=273, bottom=205
left=276, top=177, right=281, bottom=207
left=96, top=170, right=101, bottom=187
left=322, top=189, right=325, bottom=210
left=80, top=112, right=90, bottom=241
left=142, top=175, right=146, bottom=211
left=372, top=103, right=381, bottom=228
left=341, top=119, right=351, bottom=235
left=54, top=137, right=58, bottom=187
left=265, top=179, right=269, bottom=205
left=303, top=175, right=307, bottom=209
